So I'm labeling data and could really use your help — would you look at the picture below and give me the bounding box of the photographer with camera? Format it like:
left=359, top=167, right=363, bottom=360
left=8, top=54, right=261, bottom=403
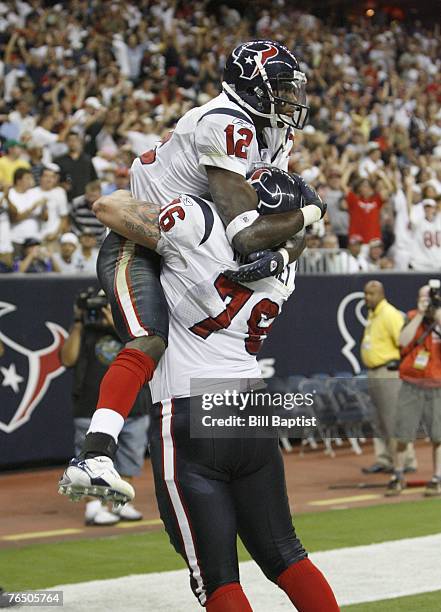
left=386, top=281, right=441, bottom=497
left=61, top=288, right=150, bottom=525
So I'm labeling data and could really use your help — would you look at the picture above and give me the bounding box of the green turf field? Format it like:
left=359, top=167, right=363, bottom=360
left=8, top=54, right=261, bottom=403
left=1, top=498, right=440, bottom=594
left=344, top=590, right=441, bottom=611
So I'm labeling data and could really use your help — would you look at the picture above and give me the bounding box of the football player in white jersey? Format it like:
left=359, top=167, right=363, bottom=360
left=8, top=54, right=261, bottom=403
left=63, top=167, right=338, bottom=611
left=59, top=41, right=326, bottom=503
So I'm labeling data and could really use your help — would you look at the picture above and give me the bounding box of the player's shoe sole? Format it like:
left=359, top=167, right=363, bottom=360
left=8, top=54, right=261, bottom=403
left=58, top=456, right=135, bottom=505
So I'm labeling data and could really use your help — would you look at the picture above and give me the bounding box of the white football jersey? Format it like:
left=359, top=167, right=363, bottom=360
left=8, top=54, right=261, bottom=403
left=409, top=208, right=441, bottom=271
left=150, top=194, right=296, bottom=402
left=130, top=92, right=293, bottom=207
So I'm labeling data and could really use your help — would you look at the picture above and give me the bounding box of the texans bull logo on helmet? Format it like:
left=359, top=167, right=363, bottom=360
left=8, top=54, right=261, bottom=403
left=232, top=42, right=279, bottom=80
left=223, top=40, right=310, bottom=130
left=0, top=301, right=67, bottom=434
left=249, top=168, right=283, bottom=210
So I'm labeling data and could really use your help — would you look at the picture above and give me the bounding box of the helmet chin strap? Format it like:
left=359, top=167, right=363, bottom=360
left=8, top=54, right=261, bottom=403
left=222, top=81, right=271, bottom=122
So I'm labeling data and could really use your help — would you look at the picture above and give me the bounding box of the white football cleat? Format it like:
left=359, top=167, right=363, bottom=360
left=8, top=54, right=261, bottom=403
left=58, top=456, right=135, bottom=504
left=85, top=500, right=120, bottom=526
left=114, top=502, right=143, bottom=521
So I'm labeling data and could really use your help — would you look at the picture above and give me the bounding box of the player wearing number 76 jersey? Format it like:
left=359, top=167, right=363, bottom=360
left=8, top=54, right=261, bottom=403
left=150, top=172, right=336, bottom=610
left=153, top=168, right=337, bottom=611
left=64, top=168, right=338, bottom=611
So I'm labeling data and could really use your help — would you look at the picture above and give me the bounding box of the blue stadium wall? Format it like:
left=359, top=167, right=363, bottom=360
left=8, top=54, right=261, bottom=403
left=0, top=273, right=435, bottom=467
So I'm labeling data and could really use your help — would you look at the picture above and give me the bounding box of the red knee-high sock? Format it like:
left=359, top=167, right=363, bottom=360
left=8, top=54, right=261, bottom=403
left=278, top=559, right=339, bottom=611
left=206, top=583, right=252, bottom=612
left=96, top=348, right=156, bottom=419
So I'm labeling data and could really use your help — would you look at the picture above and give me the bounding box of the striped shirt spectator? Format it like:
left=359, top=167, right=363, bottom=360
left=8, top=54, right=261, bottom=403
left=70, top=181, right=106, bottom=244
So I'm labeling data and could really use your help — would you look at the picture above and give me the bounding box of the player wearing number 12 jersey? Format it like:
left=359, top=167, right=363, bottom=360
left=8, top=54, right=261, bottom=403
left=59, top=41, right=326, bottom=507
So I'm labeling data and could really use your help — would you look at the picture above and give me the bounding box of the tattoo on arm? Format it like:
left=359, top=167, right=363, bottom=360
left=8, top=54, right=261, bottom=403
left=119, top=200, right=160, bottom=247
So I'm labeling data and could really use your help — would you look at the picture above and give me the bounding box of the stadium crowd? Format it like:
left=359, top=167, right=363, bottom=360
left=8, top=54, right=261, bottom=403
left=0, top=0, right=440, bottom=273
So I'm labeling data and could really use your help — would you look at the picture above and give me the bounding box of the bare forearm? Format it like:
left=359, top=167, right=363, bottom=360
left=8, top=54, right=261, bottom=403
left=93, top=191, right=160, bottom=249
left=233, top=210, right=304, bottom=256
left=399, top=314, right=423, bottom=347
left=18, top=257, right=34, bottom=272
left=12, top=204, right=39, bottom=222
left=60, top=323, right=83, bottom=367
left=284, top=232, right=306, bottom=264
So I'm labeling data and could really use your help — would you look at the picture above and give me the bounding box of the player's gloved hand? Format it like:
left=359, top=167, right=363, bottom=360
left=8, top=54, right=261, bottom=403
left=291, top=173, right=327, bottom=222
left=224, top=248, right=288, bottom=283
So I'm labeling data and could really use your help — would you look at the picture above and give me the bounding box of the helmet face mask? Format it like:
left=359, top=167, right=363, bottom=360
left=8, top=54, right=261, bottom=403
left=223, top=40, right=310, bottom=130
left=262, top=72, right=309, bottom=129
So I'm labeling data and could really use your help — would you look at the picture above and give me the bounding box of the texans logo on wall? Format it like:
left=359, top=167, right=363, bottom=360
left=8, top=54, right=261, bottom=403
left=0, top=301, right=68, bottom=434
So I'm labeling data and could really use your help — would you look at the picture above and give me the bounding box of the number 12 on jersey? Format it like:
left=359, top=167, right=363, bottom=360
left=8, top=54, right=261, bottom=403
left=224, top=124, right=253, bottom=159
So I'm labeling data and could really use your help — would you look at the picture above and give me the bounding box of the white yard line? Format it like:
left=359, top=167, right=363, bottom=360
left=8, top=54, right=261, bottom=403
left=41, top=534, right=441, bottom=611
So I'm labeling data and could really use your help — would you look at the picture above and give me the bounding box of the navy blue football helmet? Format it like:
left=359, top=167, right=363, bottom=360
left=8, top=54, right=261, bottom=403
left=223, top=40, right=309, bottom=130
left=248, top=166, right=303, bottom=214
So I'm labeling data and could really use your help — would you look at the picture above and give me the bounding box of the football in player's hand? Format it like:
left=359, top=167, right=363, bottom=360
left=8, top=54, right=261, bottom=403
left=248, top=166, right=303, bottom=215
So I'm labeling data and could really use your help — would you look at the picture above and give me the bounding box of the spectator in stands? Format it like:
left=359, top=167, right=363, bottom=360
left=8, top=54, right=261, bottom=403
left=28, top=114, right=74, bottom=164
left=73, top=229, right=99, bottom=275
left=102, top=167, right=130, bottom=195
left=302, top=231, right=323, bottom=272
left=27, top=142, right=46, bottom=186
left=320, top=233, right=344, bottom=273
left=8, top=100, right=35, bottom=138
left=358, top=142, right=384, bottom=179
left=366, top=239, right=385, bottom=270
left=60, top=292, right=149, bottom=525
left=408, top=199, right=441, bottom=271
left=339, top=235, right=369, bottom=273
left=7, top=168, right=47, bottom=251
left=13, top=237, right=58, bottom=273
left=0, top=3, right=439, bottom=271
left=387, top=284, right=441, bottom=496
left=322, top=168, right=348, bottom=248
left=0, top=190, right=13, bottom=271
left=32, top=166, right=69, bottom=250
left=390, top=180, right=415, bottom=271
left=343, top=178, right=384, bottom=246
left=55, top=132, right=98, bottom=202
left=0, top=140, right=29, bottom=188
left=70, top=181, right=106, bottom=243
left=361, top=280, right=416, bottom=475
left=52, top=233, right=79, bottom=274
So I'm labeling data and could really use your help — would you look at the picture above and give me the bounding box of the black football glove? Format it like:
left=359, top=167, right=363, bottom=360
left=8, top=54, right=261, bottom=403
left=291, top=173, right=327, bottom=219
left=224, top=249, right=285, bottom=283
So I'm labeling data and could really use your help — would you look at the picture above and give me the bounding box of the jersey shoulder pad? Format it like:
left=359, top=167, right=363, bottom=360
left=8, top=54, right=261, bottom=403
left=195, top=107, right=256, bottom=175
left=157, top=195, right=215, bottom=254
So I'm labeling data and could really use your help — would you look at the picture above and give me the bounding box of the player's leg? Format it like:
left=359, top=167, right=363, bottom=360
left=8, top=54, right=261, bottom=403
left=424, top=388, right=441, bottom=496
left=111, top=415, right=150, bottom=520
left=387, top=382, right=424, bottom=496
left=149, top=398, right=252, bottom=610
left=232, top=439, right=339, bottom=611
left=59, top=232, right=168, bottom=503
